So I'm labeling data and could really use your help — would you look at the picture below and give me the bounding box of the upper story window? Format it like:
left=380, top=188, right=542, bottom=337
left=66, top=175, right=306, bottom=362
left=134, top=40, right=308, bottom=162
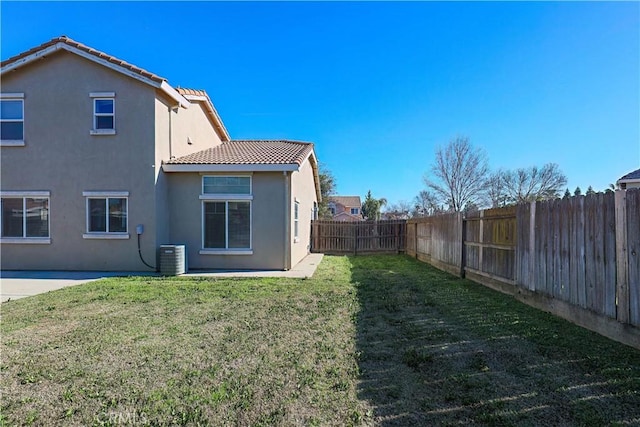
left=328, top=203, right=336, bottom=215
left=0, top=191, right=50, bottom=244
left=350, top=208, right=359, bottom=215
left=1, top=94, right=25, bottom=146
left=90, top=92, right=115, bottom=135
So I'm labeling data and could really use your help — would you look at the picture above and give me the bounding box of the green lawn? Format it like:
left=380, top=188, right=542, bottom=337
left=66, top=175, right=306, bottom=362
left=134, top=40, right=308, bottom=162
left=1, top=255, right=639, bottom=426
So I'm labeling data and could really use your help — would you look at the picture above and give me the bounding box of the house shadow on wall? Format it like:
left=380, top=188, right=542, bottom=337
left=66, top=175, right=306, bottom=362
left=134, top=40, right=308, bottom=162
left=348, top=255, right=640, bottom=426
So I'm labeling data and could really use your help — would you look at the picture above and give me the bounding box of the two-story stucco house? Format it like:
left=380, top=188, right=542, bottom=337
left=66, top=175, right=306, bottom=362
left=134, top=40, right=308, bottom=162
left=328, top=196, right=362, bottom=221
left=0, top=36, right=320, bottom=271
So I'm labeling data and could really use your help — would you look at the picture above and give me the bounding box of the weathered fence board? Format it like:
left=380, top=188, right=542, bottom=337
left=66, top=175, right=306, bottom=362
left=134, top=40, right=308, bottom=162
left=627, top=190, right=640, bottom=327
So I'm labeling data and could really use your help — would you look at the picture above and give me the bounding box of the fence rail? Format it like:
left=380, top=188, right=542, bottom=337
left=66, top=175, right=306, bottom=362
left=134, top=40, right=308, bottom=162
left=311, top=220, right=406, bottom=255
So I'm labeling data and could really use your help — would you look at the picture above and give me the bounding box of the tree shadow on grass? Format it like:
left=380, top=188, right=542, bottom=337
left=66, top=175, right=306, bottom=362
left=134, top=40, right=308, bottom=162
left=349, top=255, right=640, bottom=426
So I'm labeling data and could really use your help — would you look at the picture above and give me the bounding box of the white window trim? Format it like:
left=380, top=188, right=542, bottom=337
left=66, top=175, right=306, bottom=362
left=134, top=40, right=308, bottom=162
left=201, top=200, right=252, bottom=252
left=0, top=191, right=51, bottom=243
left=1, top=94, right=25, bottom=146
left=199, top=249, right=253, bottom=256
left=82, top=233, right=129, bottom=240
left=90, top=93, right=115, bottom=135
left=0, top=237, right=51, bottom=244
left=200, top=175, right=253, bottom=252
left=294, top=199, right=300, bottom=243
left=199, top=194, right=253, bottom=201
left=84, top=191, right=129, bottom=237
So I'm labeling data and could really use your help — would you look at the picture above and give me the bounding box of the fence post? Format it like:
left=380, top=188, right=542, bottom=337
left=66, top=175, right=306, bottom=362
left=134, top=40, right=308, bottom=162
left=528, top=201, right=536, bottom=291
left=615, top=190, right=629, bottom=324
left=461, top=216, right=467, bottom=278
left=478, top=210, right=484, bottom=276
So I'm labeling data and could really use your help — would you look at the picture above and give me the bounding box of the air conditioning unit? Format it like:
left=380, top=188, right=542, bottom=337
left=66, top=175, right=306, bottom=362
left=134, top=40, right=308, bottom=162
left=160, top=245, right=186, bottom=276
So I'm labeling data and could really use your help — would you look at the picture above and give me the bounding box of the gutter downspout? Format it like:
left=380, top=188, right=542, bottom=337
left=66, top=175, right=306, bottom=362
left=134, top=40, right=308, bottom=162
left=284, top=171, right=291, bottom=270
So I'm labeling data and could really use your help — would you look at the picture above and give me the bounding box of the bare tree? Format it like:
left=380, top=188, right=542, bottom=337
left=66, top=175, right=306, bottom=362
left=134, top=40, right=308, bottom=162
left=424, top=136, right=489, bottom=212
left=412, top=190, right=441, bottom=217
left=486, top=170, right=509, bottom=208
left=502, top=163, right=567, bottom=203
left=384, top=200, right=413, bottom=219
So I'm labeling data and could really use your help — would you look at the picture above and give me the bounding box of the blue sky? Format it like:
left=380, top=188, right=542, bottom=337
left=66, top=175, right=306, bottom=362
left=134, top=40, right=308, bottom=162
left=2, top=1, right=638, bottom=206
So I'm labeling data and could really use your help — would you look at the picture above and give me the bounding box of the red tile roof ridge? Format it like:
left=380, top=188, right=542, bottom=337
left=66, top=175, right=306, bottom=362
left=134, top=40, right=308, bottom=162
left=1, top=35, right=165, bottom=83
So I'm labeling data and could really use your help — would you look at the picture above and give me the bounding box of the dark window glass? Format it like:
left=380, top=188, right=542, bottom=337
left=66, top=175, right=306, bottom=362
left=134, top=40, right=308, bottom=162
left=0, top=122, right=24, bottom=140
left=108, top=198, right=127, bottom=232
left=95, top=116, right=114, bottom=130
left=89, top=199, right=107, bottom=232
left=2, top=198, right=23, bottom=237
left=204, top=202, right=226, bottom=248
left=228, top=202, right=250, bottom=248
left=25, top=198, right=49, bottom=237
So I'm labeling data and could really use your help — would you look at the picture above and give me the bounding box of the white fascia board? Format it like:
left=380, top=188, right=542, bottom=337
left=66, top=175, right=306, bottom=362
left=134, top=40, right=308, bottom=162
left=183, top=94, right=208, bottom=102
left=0, top=190, right=50, bottom=197
left=618, top=178, right=640, bottom=184
left=163, top=164, right=300, bottom=173
left=1, top=44, right=60, bottom=74
left=160, top=81, right=190, bottom=109
left=82, top=191, right=129, bottom=197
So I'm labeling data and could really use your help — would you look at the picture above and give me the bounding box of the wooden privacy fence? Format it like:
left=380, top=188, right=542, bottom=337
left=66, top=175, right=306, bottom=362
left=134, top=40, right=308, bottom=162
left=406, top=189, right=640, bottom=348
left=311, top=220, right=406, bottom=254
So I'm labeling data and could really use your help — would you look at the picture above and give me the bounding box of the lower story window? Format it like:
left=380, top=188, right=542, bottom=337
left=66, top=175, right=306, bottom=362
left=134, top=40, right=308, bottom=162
left=82, top=192, right=128, bottom=237
left=203, top=201, right=250, bottom=249
left=1, top=195, right=49, bottom=238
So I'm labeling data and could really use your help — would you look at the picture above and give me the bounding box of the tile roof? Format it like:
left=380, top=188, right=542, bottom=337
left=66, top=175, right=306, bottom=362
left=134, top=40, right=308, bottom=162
left=176, top=88, right=208, bottom=97
left=619, top=168, right=640, bottom=181
left=166, top=140, right=314, bottom=165
left=330, top=196, right=362, bottom=207
left=1, top=36, right=165, bottom=83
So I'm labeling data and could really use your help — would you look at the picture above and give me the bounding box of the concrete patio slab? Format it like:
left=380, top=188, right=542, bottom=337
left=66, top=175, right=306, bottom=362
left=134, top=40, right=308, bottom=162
left=0, top=254, right=324, bottom=302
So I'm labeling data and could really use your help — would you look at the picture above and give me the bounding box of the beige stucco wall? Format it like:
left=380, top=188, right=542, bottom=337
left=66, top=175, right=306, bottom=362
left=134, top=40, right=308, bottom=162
left=0, top=51, right=159, bottom=270
left=290, top=157, right=318, bottom=267
left=166, top=172, right=288, bottom=270
left=169, top=99, right=224, bottom=159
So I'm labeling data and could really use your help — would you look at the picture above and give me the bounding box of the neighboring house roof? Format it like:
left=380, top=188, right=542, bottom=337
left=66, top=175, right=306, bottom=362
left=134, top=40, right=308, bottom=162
left=618, top=168, right=640, bottom=183
left=332, top=211, right=363, bottom=222
left=0, top=35, right=230, bottom=141
left=163, top=140, right=322, bottom=200
left=330, top=196, right=362, bottom=208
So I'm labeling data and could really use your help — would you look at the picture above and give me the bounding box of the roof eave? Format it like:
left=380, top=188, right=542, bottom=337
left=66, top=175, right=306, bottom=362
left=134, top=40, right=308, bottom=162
left=162, top=163, right=301, bottom=173
left=1, top=41, right=190, bottom=109
left=617, top=178, right=640, bottom=185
